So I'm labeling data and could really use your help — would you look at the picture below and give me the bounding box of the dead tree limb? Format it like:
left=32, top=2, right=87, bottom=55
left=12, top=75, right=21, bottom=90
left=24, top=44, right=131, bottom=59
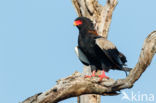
left=22, top=31, right=156, bottom=103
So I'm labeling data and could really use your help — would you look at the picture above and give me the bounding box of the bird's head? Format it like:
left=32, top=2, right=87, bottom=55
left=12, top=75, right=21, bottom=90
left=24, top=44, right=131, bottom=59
left=74, top=17, right=94, bottom=31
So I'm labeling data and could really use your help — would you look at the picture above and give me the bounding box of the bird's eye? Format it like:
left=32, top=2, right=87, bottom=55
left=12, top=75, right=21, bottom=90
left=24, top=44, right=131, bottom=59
left=74, top=20, right=82, bottom=26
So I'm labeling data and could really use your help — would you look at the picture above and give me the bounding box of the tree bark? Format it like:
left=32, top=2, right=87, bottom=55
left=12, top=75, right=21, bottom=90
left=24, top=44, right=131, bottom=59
left=71, top=0, right=117, bottom=102
left=78, top=66, right=101, bottom=103
left=21, top=31, right=156, bottom=103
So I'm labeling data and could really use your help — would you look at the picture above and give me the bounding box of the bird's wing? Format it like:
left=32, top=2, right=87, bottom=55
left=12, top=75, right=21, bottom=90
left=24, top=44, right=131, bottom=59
left=95, top=38, right=123, bottom=67
left=75, top=46, right=90, bottom=65
left=95, top=37, right=116, bottom=50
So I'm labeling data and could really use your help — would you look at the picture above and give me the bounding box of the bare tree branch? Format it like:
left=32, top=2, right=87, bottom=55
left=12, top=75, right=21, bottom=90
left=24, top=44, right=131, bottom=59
left=21, top=31, right=156, bottom=103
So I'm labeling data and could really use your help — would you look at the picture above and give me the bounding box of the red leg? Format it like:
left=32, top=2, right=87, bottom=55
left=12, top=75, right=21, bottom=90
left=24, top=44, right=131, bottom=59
left=98, top=70, right=109, bottom=80
left=85, top=70, right=96, bottom=78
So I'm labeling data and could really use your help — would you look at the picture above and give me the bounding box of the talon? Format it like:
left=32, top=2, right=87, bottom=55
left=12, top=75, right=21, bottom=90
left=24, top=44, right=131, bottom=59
left=85, top=70, right=96, bottom=78
left=85, top=75, right=92, bottom=78
left=98, top=70, right=109, bottom=80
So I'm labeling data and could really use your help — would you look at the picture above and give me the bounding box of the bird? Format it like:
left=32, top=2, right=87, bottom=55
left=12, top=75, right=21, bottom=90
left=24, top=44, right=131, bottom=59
left=74, top=17, right=131, bottom=80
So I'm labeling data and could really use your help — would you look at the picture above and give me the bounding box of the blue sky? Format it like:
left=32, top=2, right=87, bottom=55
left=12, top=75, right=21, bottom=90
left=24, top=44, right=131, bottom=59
left=0, top=0, right=156, bottom=103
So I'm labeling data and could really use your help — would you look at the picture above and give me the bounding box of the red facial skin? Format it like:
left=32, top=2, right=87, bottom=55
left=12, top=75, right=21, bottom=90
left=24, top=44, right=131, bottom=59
left=74, top=20, right=82, bottom=26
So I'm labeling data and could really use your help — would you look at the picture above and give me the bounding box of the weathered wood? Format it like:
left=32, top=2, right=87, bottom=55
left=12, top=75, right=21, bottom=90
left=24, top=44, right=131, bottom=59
left=21, top=31, right=156, bottom=103
left=79, top=66, right=101, bottom=103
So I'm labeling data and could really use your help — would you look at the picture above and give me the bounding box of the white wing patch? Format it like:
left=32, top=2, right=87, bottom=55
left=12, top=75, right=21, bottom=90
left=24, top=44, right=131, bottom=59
left=75, top=46, right=90, bottom=64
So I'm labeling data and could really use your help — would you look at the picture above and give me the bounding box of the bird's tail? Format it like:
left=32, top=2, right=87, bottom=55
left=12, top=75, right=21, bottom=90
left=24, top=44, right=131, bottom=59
left=120, top=67, right=132, bottom=76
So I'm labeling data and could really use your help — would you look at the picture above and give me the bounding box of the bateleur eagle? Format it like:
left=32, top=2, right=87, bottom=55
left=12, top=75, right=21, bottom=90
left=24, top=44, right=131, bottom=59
left=74, top=17, right=131, bottom=80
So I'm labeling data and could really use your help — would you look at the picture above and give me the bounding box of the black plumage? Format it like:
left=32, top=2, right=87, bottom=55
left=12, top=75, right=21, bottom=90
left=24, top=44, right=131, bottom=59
left=74, top=17, right=129, bottom=77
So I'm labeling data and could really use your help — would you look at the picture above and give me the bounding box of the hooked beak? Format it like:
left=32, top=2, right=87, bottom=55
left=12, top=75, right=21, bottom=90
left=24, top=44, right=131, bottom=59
left=73, top=20, right=82, bottom=26
left=73, top=22, right=77, bottom=26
